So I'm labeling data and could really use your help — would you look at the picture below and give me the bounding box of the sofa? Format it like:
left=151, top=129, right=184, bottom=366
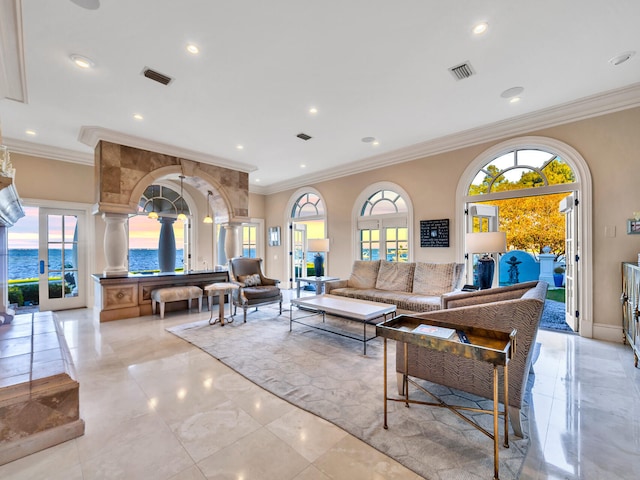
left=324, top=260, right=465, bottom=313
left=395, top=280, right=548, bottom=437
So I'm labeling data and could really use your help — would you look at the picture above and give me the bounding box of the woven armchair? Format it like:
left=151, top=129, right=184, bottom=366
left=228, top=257, right=282, bottom=322
left=396, top=280, right=548, bottom=437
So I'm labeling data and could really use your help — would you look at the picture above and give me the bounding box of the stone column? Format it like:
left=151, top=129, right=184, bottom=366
left=158, top=217, right=177, bottom=273
left=102, top=213, right=129, bottom=277
left=224, top=224, right=242, bottom=260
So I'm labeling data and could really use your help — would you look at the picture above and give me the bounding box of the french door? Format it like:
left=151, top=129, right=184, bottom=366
left=560, top=194, right=579, bottom=331
left=38, top=208, right=86, bottom=310
left=289, top=223, right=307, bottom=286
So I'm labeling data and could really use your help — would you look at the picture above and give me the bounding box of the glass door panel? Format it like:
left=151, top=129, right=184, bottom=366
left=39, top=208, right=85, bottom=311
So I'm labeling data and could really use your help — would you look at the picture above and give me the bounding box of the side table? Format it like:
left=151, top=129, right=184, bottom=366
left=377, top=315, right=515, bottom=480
left=296, top=276, right=339, bottom=298
left=204, top=282, right=239, bottom=326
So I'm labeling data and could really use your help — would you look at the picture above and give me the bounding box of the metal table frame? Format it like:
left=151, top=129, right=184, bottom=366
left=377, top=315, right=515, bottom=480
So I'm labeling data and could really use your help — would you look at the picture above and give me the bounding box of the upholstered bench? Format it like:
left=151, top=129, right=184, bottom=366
left=151, top=286, right=203, bottom=319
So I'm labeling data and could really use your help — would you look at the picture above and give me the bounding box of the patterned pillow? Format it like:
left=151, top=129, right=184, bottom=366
left=375, top=261, right=415, bottom=292
left=348, top=260, right=381, bottom=289
left=239, top=273, right=261, bottom=286
left=412, top=262, right=458, bottom=296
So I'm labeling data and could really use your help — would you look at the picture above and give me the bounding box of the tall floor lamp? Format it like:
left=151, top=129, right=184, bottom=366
left=466, top=232, right=507, bottom=289
left=307, top=238, right=330, bottom=277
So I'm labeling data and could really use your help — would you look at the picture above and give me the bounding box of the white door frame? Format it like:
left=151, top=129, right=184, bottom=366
left=455, top=136, right=593, bottom=338
left=23, top=198, right=94, bottom=310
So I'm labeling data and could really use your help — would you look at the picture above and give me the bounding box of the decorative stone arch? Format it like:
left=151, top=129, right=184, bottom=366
left=351, top=181, right=414, bottom=262
left=93, top=140, right=249, bottom=276
left=455, top=135, right=593, bottom=337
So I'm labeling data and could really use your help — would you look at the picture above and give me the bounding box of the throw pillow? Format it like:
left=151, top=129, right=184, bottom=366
left=239, top=273, right=261, bottom=286
left=348, top=260, right=381, bottom=289
left=412, top=262, right=457, bottom=296
left=375, top=261, right=415, bottom=292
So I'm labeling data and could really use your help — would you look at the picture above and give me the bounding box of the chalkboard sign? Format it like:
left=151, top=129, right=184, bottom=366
left=420, top=219, right=449, bottom=247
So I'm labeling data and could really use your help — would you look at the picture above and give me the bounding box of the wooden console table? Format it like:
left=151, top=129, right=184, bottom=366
left=92, top=270, right=228, bottom=322
left=377, top=315, right=515, bottom=480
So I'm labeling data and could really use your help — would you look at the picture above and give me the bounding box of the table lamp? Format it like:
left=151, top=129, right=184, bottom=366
left=307, top=238, right=330, bottom=277
left=466, top=232, right=507, bottom=289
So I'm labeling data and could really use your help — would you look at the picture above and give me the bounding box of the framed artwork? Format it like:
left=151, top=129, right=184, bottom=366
left=268, top=226, right=281, bottom=246
left=627, top=219, right=640, bottom=234
left=420, top=219, right=450, bottom=247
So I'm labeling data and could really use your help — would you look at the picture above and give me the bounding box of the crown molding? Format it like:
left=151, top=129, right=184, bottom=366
left=78, top=126, right=257, bottom=173
left=3, top=138, right=93, bottom=165
left=260, top=82, right=640, bottom=195
left=0, top=0, right=27, bottom=103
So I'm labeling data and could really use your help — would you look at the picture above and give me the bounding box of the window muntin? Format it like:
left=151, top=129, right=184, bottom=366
left=242, top=225, right=257, bottom=258
left=292, top=193, right=325, bottom=218
left=468, top=149, right=575, bottom=195
left=358, top=189, right=409, bottom=262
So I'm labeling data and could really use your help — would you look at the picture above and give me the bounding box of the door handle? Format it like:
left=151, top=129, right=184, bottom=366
left=40, top=260, right=45, bottom=274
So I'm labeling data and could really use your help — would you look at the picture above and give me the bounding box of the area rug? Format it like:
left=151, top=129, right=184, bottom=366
left=539, top=300, right=574, bottom=333
left=168, top=307, right=530, bottom=479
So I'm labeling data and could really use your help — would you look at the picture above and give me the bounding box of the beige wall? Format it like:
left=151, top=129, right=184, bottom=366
left=8, top=106, right=640, bottom=339
left=263, top=106, right=640, bottom=339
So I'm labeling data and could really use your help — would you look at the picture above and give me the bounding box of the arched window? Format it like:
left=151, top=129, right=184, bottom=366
left=468, top=149, right=576, bottom=196
left=288, top=189, right=328, bottom=281
left=128, top=183, right=190, bottom=273
left=356, top=186, right=411, bottom=262
left=291, top=192, right=325, bottom=218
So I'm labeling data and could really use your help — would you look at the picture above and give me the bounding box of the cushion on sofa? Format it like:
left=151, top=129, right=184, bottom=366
left=375, top=261, right=415, bottom=292
left=348, top=260, right=381, bottom=289
left=412, top=262, right=459, bottom=295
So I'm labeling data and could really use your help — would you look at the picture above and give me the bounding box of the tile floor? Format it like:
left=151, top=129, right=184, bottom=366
left=1, top=292, right=639, bottom=480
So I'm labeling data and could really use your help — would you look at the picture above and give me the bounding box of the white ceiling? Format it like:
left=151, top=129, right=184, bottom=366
left=1, top=0, right=639, bottom=194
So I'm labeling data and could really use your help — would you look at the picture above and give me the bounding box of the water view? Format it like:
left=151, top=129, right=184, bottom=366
left=8, top=249, right=185, bottom=280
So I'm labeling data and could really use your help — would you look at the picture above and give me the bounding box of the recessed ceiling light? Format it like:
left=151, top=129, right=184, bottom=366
left=255, top=178, right=261, bottom=183
left=472, top=22, right=489, bottom=35
left=361, top=136, right=376, bottom=143
left=372, top=140, right=380, bottom=146
left=25, top=129, right=36, bottom=136
left=509, top=97, right=521, bottom=104
left=70, top=54, right=95, bottom=69
left=186, top=44, right=199, bottom=55
left=236, top=144, right=244, bottom=150
left=609, top=51, right=635, bottom=66
left=500, top=86, right=524, bottom=99
left=300, top=164, right=306, bottom=169
left=309, top=107, right=318, bottom=115
left=133, top=113, right=144, bottom=121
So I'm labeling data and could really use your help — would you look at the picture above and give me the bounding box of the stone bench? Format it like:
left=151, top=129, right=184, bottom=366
left=151, top=286, right=203, bottom=319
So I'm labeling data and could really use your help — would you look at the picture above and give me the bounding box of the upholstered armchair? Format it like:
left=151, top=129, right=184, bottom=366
left=396, top=280, right=548, bottom=437
left=228, top=257, right=282, bottom=322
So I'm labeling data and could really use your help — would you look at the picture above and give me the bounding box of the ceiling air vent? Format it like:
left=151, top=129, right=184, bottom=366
left=296, top=133, right=312, bottom=141
left=449, top=62, right=475, bottom=80
left=142, top=67, right=173, bottom=86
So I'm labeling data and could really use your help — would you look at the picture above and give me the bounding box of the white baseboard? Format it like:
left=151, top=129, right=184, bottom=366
left=592, top=322, right=624, bottom=343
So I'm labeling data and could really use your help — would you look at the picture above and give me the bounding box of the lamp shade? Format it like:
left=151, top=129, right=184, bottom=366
left=466, top=231, right=506, bottom=254
left=307, top=238, right=330, bottom=252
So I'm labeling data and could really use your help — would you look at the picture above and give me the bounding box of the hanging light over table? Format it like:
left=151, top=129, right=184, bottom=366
left=203, top=190, right=213, bottom=224
left=148, top=187, right=158, bottom=219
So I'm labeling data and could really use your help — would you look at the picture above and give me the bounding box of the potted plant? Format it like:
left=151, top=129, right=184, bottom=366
left=553, top=266, right=565, bottom=287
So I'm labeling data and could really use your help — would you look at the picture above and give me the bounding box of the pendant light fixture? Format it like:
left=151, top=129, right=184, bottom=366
left=203, top=190, right=213, bottom=224
left=147, top=186, right=158, bottom=219
left=177, top=175, right=187, bottom=221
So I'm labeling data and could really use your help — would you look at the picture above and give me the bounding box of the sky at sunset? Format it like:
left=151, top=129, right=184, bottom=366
left=9, top=206, right=184, bottom=250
